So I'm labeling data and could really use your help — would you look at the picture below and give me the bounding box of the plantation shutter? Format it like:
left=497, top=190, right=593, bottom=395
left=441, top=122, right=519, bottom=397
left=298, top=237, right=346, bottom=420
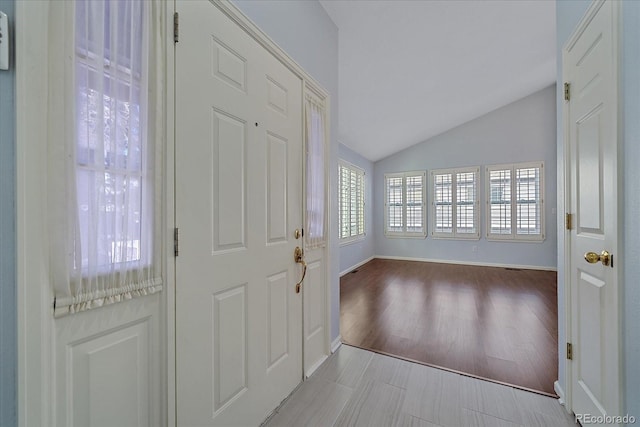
left=385, top=172, right=426, bottom=237
left=487, top=162, right=543, bottom=240
left=406, top=174, right=424, bottom=233
left=339, top=161, right=364, bottom=240
left=516, top=166, right=541, bottom=236
left=489, top=168, right=512, bottom=235
left=433, top=173, right=453, bottom=234
left=385, top=175, right=404, bottom=234
left=456, top=171, right=477, bottom=235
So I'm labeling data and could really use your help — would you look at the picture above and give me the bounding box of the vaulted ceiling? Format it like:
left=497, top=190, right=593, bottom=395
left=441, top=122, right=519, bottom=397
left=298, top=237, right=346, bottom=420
left=319, top=0, right=556, bottom=162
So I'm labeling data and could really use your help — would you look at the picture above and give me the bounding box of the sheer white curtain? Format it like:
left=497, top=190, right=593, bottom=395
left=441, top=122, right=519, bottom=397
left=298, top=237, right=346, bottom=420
left=49, top=0, right=163, bottom=317
left=304, top=96, right=327, bottom=249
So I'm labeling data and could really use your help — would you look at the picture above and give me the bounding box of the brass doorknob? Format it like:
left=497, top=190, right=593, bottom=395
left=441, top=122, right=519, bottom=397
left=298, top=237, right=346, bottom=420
left=584, top=250, right=611, bottom=267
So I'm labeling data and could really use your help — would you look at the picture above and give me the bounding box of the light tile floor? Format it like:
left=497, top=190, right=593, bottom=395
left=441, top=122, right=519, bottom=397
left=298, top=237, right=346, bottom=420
left=264, top=345, right=577, bottom=427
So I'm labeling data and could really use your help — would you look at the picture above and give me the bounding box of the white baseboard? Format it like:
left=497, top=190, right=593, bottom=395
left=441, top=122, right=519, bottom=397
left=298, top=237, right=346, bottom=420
left=305, top=355, right=328, bottom=379
left=374, top=255, right=557, bottom=272
left=339, top=256, right=375, bottom=277
left=331, top=336, right=342, bottom=353
left=554, top=381, right=565, bottom=406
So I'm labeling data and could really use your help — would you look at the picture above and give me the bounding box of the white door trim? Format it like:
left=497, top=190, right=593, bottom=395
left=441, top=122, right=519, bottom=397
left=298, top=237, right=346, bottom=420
left=164, top=1, right=177, bottom=425
left=561, top=0, right=622, bottom=416
left=167, top=1, right=332, bottom=423
left=16, top=2, right=54, bottom=425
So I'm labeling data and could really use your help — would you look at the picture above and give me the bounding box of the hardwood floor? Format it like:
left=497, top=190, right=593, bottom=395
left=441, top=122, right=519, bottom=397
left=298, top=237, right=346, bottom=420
left=339, top=259, right=559, bottom=395
left=264, top=345, right=576, bottom=427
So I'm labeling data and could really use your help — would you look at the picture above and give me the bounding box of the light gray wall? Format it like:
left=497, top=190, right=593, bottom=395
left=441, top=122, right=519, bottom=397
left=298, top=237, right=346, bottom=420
left=373, top=86, right=557, bottom=269
left=231, top=0, right=341, bottom=341
left=0, top=0, right=16, bottom=425
left=556, top=0, right=640, bottom=418
left=338, top=143, right=374, bottom=274
left=622, top=0, right=640, bottom=420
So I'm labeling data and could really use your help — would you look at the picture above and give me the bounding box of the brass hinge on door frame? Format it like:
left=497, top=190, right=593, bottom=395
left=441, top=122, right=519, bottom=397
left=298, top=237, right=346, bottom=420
left=567, top=342, right=573, bottom=360
left=174, top=12, right=179, bottom=43
left=564, top=82, right=571, bottom=101
left=174, top=227, right=179, bottom=257
left=565, top=213, right=573, bottom=230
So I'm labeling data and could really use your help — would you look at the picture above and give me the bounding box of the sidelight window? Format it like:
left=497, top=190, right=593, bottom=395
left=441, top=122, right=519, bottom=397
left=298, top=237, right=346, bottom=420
left=49, top=0, right=163, bottom=317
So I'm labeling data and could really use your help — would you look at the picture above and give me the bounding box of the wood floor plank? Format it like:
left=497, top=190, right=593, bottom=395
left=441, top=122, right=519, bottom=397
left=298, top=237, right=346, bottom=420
left=340, top=259, right=559, bottom=395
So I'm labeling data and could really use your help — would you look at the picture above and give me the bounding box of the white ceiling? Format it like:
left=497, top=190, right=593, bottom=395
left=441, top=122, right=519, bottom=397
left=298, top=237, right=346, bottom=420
left=319, top=0, right=556, bottom=162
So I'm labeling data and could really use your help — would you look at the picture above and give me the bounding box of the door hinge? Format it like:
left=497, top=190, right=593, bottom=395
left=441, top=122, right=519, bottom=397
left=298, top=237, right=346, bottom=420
left=565, top=213, right=573, bottom=230
left=564, top=82, right=570, bottom=101
left=173, top=12, right=179, bottom=43
left=174, top=227, right=179, bottom=257
left=567, top=342, right=573, bottom=360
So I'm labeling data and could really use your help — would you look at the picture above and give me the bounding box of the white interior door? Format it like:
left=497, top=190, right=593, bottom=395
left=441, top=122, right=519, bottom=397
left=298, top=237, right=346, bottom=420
left=565, top=0, right=620, bottom=419
left=175, top=2, right=304, bottom=425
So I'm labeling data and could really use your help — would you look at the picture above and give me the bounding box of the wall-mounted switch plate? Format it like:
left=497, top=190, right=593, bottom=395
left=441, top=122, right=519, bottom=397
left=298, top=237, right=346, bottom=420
left=0, top=12, right=9, bottom=70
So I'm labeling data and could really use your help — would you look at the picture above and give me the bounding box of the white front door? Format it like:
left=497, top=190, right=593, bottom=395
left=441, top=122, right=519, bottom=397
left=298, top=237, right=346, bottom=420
left=564, top=0, right=620, bottom=419
left=175, top=2, right=304, bottom=425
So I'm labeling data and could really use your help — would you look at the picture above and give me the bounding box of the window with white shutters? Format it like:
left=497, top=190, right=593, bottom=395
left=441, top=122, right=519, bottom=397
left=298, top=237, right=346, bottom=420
left=431, top=167, right=479, bottom=239
left=487, top=162, right=544, bottom=241
left=384, top=171, right=427, bottom=238
left=339, top=160, right=365, bottom=243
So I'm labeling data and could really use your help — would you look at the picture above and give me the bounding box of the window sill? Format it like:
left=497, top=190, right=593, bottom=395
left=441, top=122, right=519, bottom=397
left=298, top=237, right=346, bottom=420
left=431, top=234, right=480, bottom=241
left=486, top=235, right=546, bottom=243
left=384, top=233, right=427, bottom=239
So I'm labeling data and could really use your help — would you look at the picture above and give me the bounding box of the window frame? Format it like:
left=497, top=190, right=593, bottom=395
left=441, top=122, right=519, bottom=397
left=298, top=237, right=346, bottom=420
left=338, top=159, right=366, bottom=245
left=430, top=166, right=480, bottom=240
left=486, top=161, right=545, bottom=242
left=384, top=171, right=427, bottom=239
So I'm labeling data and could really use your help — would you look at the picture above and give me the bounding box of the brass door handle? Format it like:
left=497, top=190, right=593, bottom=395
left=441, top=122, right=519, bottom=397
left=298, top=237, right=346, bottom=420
left=294, top=247, right=306, bottom=293
left=584, top=250, right=611, bottom=267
